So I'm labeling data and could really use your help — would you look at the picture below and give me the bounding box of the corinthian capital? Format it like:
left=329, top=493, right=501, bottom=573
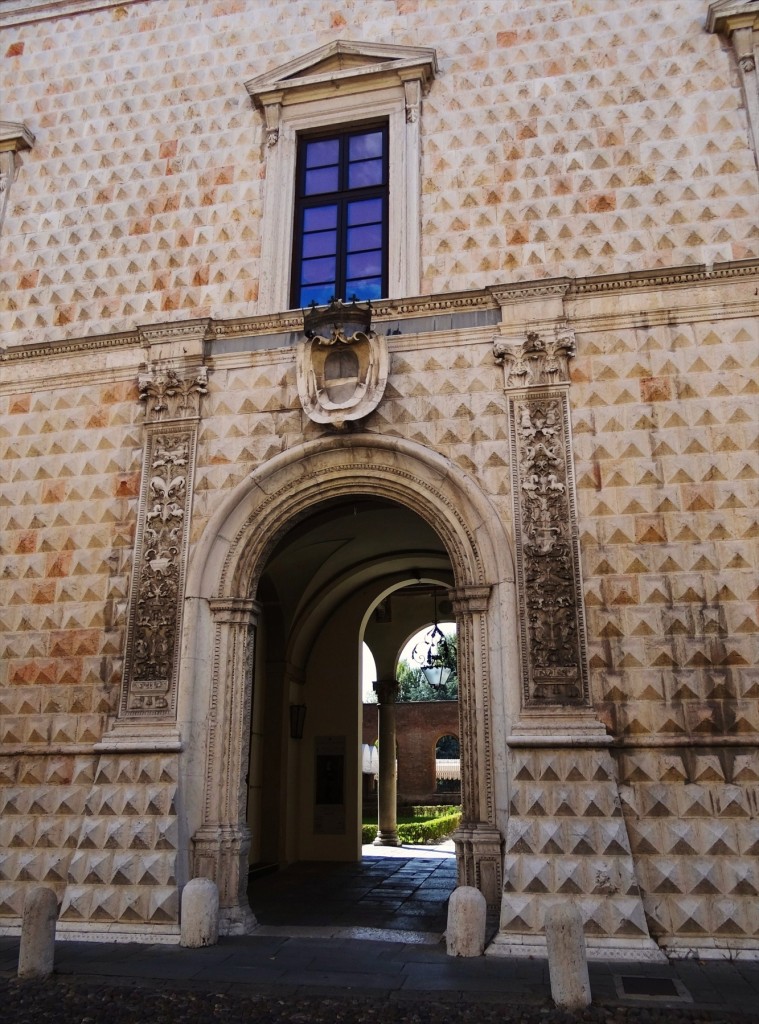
left=493, top=324, right=576, bottom=390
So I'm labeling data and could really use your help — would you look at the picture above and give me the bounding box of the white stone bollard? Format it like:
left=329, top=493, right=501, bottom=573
left=446, top=885, right=487, bottom=957
left=545, top=902, right=591, bottom=1010
left=180, top=877, right=220, bottom=948
left=18, top=886, right=58, bottom=980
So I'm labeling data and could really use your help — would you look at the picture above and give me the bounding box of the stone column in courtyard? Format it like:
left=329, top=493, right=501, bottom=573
left=373, top=678, right=400, bottom=846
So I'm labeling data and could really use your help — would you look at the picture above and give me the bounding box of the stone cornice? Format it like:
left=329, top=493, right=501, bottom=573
left=706, top=0, right=759, bottom=34
left=2, top=258, right=758, bottom=366
left=570, top=258, right=759, bottom=294
left=0, top=121, right=35, bottom=153
left=0, top=0, right=144, bottom=27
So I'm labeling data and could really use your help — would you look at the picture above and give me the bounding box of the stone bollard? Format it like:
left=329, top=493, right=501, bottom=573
left=446, top=885, right=487, bottom=957
left=180, top=877, right=220, bottom=948
left=545, top=902, right=591, bottom=1010
left=18, top=886, right=58, bottom=980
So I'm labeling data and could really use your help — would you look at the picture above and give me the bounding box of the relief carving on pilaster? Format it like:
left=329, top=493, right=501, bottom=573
left=121, top=365, right=205, bottom=719
left=497, top=327, right=590, bottom=707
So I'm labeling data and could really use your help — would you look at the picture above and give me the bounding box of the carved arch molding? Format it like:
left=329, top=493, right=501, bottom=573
left=182, top=435, right=516, bottom=925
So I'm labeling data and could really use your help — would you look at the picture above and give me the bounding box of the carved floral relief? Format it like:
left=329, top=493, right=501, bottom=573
left=498, top=327, right=589, bottom=707
left=121, top=365, right=205, bottom=719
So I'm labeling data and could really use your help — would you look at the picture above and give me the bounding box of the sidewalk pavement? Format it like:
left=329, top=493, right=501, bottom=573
left=2, top=847, right=758, bottom=1019
left=2, top=930, right=759, bottom=1017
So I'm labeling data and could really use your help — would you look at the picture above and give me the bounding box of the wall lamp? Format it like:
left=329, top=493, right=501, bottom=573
left=289, top=703, right=307, bottom=740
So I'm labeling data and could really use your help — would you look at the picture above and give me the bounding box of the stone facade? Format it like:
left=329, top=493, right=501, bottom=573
left=1, top=0, right=758, bottom=958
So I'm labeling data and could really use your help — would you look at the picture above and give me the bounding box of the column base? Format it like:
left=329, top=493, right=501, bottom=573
left=219, top=903, right=258, bottom=937
left=373, top=830, right=400, bottom=846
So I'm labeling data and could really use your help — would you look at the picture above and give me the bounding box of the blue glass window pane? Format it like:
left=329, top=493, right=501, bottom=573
left=347, top=251, right=382, bottom=279
left=345, top=277, right=382, bottom=301
left=302, top=229, right=337, bottom=258
left=348, top=159, right=383, bottom=189
left=347, top=224, right=382, bottom=253
left=301, top=256, right=336, bottom=285
left=305, top=166, right=339, bottom=195
left=349, top=131, right=383, bottom=160
left=303, top=205, right=337, bottom=232
left=347, top=198, right=383, bottom=226
left=306, top=139, right=339, bottom=168
left=300, top=283, right=336, bottom=307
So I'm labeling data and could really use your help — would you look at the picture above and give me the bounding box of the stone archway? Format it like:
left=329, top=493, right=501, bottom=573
left=179, top=433, right=518, bottom=933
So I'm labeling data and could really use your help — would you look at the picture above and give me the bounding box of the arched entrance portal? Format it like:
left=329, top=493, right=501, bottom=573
left=248, top=495, right=455, bottom=868
left=180, top=434, right=517, bottom=933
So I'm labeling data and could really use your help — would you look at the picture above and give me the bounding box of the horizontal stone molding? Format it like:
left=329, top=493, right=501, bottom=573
left=2, top=259, right=759, bottom=369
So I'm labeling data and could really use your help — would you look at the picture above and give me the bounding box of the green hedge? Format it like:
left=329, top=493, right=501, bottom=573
left=362, top=811, right=460, bottom=846
left=407, top=805, right=461, bottom=819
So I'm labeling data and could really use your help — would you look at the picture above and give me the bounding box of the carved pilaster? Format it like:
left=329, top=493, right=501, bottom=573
left=448, top=584, right=501, bottom=905
left=191, top=598, right=259, bottom=935
left=496, top=328, right=590, bottom=709
left=119, top=365, right=207, bottom=721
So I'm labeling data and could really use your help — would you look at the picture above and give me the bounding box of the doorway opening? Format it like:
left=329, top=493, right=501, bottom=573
left=244, top=495, right=458, bottom=931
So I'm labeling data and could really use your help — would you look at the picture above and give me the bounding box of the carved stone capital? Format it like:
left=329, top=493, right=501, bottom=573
left=448, top=585, right=491, bottom=616
left=494, top=324, right=576, bottom=390
left=209, top=597, right=261, bottom=628
left=374, top=678, right=399, bottom=705
left=138, top=365, right=208, bottom=422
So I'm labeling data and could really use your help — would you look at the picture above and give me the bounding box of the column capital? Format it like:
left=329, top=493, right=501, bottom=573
left=373, top=678, right=399, bottom=704
left=209, top=597, right=261, bottom=627
left=448, top=585, right=491, bottom=616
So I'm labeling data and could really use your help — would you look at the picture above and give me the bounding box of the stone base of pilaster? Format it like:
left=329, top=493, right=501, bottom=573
left=453, top=823, right=503, bottom=908
left=192, top=824, right=258, bottom=936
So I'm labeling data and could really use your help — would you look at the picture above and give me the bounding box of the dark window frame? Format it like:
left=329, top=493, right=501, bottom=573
left=290, top=123, right=389, bottom=309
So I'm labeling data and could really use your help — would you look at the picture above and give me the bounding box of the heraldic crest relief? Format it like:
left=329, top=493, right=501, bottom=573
left=296, top=299, right=389, bottom=428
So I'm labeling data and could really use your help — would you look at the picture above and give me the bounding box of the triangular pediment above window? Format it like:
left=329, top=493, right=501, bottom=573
left=245, top=40, right=438, bottom=109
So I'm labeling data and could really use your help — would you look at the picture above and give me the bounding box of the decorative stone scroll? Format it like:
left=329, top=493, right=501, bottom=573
left=495, top=328, right=589, bottom=707
left=120, top=365, right=206, bottom=719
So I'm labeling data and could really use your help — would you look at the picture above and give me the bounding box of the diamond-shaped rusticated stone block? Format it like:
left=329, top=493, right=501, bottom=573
left=59, top=884, right=178, bottom=925
left=93, top=754, right=178, bottom=786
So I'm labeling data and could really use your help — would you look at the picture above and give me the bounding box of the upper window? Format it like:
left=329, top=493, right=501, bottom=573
left=292, top=126, right=388, bottom=308
left=246, top=40, right=437, bottom=315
